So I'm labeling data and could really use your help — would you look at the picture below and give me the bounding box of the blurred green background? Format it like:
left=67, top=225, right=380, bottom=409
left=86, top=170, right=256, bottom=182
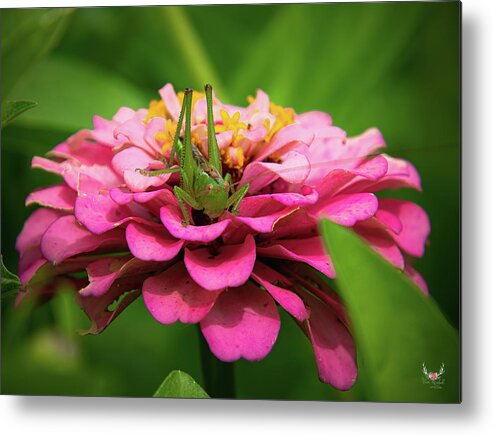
left=1, top=3, right=460, bottom=400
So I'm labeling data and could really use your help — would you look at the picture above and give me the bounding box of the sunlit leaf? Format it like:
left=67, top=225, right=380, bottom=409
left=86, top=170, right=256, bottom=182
left=1, top=255, right=21, bottom=297
left=1, top=100, right=38, bottom=128
left=8, top=56, right=149, bottom=131
left=153, top=370, right=209, bottom=399
left=320, top=219, right=460, bottom=403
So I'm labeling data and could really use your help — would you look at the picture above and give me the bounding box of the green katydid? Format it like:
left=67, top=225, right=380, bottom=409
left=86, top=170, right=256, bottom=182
left=137, top=84, right=249, bottom=226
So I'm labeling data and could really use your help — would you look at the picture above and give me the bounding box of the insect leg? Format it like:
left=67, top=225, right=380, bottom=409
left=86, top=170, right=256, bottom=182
left=173, top=185, right=201, bottom=226
left=136, top=167, right=181, bottom=177
left=226, top=183, right=249, bottom=216
left=224, top=173, right=235, bottom=194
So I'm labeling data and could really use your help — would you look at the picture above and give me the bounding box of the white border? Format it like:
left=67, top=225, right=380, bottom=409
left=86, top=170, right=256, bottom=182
left=2, top=0, right=493, bottom=434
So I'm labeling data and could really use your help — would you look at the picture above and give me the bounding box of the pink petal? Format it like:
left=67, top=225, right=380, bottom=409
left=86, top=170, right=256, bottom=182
left=297, top=111, right=333, bottom=127
left=241, top=150, right=311, bottom=193
left=26, top=185, right=76, bottom=211
left=18, top=248, right=48, bottom=286
left=77, top=274, right=144, bottom=334
left=252, top=262, right=310, bottom=321
left=299, top=289, right=357, bottom=390
left=269, top=208, right=318, bottom=240
left=144, top=117, right=166, bottom=151
left=285, top=262, right=351, bottom=327
left=16, top=208, right=64, bottom=254
left=114, top=116, right=159, bottom=155
left=378, top=199, right=430, bottom=258
left=311, top=193, right=379, bottom=227
left=32, top=156, right=63, bottom=176
left=75, top=191, right=133, bottom=235
left=126, top=222, right=183, bottom=262
left=343, top=154, right=422, bottom=193
left=346, top=128, right=385, bottom=157
left=315, top=156, right=388, bottom=198
left=112, top=147, right=170, bottom=192
left=184, top=235, right=256, bottom=291
left=233, top=196, right=298, bottom=233
left=246, top=186, right=319, bottom=207
left=257, top=236, right=335, bottom=278
left=404, top=263, right=428, bottom=295
left=374, top=208, right=403, bottom=234
left=355, top=225, right=405, bottom=270
left=48, top=139, right=114, bottom=166
left=254, top=124, right=314, bottom=162
left=159, top=83, right=181, bottom=121
left=80, top=257, right=128, bottom=297
left=160, top=204, right=231, bottom=243
left=143, top=262, right=222, bottom=325
left=80, top=256, right=160, bottom=297
left=41, top=215, right=125, bottom=264
left=74, top=177, right=153, bottom=235
left=200, top=281, right=280, bottom=362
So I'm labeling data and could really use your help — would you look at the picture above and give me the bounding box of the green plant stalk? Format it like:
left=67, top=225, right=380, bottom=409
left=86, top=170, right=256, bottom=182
left=162, top=7, right=226, bottom=99
left=198, top=326, right=236, bottom=398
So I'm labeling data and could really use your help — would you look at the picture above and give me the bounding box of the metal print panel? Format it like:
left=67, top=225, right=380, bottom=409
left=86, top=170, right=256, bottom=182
left=0, top=1, right=460, bottom=402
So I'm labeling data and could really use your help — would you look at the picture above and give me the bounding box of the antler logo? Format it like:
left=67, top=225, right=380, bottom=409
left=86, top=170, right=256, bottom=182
left=422, top=362, right=445, bottom=388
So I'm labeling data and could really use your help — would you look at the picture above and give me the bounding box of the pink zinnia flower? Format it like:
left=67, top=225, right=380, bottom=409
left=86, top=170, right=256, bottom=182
left=16, top=84, right=430, bottom=391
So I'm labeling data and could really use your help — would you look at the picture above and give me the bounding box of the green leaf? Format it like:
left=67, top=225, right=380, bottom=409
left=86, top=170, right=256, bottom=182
left=320, top=219, right=460, bottom=403
left=1, top=255, right=21, bottom=297
left=153, top=370, right=210, bottom=399
left=8, top=56, right=149, bottom=131
left=1, top=8, right=75, bottom=97
left=1, top=101, right=38, bottom=128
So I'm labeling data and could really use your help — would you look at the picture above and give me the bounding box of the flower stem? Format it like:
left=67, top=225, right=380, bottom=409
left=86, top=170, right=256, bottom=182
left=198, top=326, right=236, bottom=398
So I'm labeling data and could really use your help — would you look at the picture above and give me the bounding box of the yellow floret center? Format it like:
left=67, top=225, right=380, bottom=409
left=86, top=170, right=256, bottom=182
left=177, top=90, right=205, bottom=109
left=154, top=119, right=177, bottom=153
left=264, top=102, right=296, bottom=142
left=145, top=99, right=170, bottom=124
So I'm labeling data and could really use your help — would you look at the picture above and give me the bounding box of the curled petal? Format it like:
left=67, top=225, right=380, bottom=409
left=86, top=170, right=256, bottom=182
left=311, top=193, right=379, bottom=227
left=114, top=117, right=157, bottom=155
left=26, top=185, right=76, bottom=211
left=184, top=235, right=256, bottom=291
left=200, top=281, right=280, bottom=362
left=112, top=147, right=171, bottom=192
left=41, top=215, right=125, bottom=264
left=374, top=208, right=403, bottom=234
left=378, top=199, right=430, bottom=258
left=80, top=256, right=160, bottom=297
left=234, top=196, right=297, bottom=233
left=299, top=289, right=357, bottom=390
left=315, top=155, right=389, bottom=198
left=356, top=225, right=405, bottom=270
left=241, top=151, right=311, bottom=193
left=257, top=237, right=335, bottom=278
left=252, top=262, right=310, bottom=321
left=78, top=275, right=144, bottom=335
left=343, top=154, right=422, bottom=193
left=159, top=83, right=181, bottom=121
left=143, top=262, right=221, bottom=325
